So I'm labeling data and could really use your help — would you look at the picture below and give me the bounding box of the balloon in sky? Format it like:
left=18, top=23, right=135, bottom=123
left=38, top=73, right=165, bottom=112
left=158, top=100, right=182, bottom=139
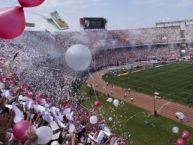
left=65, top=44, right=92, bottom=71
left=18, top=0, right=45, bottom=7
left=0, top=7, right=25, bottom=39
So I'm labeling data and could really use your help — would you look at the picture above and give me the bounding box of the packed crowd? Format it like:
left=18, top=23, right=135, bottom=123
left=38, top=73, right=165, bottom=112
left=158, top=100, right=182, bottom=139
left=0, top=27, right=192, bottom=100
left=91, top=46, right=181, bottom=70
left=55, top=26, right=182, bottom=49
left=0, top=59, right=125, bottom=145
left=185, top=25, right=193, bottom=44
left=0, top=31, right=77, bottom=101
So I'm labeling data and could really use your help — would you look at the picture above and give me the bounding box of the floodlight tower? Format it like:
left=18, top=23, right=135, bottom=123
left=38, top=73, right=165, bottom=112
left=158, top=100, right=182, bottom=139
left=153, top=91, right=159, bottom=117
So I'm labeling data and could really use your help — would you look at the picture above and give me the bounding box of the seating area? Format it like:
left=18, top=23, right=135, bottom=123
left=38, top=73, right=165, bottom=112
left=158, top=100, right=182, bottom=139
left=0, top=58, right=125, bottom=145
left=55, top=26, right=182, bottom=49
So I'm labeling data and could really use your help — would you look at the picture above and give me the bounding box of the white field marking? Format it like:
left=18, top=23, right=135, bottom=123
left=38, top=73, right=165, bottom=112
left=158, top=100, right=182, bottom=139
left=157, top=102, right=171, bottom=113
left=127, top=112, right=142, bottom=121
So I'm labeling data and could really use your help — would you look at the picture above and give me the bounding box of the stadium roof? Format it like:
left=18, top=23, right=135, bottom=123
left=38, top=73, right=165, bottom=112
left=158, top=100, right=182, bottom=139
left=25, top=13, right=71, bottom=33
left=25, top=13, right=59, bottom=32
left=156, top=19, right=193, bottom=26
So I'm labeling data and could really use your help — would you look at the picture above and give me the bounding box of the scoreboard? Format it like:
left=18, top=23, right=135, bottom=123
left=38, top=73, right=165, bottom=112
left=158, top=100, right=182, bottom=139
left=80, top=17, right=107, bottom=30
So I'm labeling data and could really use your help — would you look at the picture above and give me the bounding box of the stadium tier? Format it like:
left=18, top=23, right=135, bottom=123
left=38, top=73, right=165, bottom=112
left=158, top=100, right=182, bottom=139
left=55, top=26, right=183, bottom=49
left=0, top=26, right=193, bottom=97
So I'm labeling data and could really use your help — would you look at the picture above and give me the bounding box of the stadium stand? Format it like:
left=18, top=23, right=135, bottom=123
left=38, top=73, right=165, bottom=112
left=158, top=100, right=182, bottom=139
left=0, top=24, right=193, bottom=144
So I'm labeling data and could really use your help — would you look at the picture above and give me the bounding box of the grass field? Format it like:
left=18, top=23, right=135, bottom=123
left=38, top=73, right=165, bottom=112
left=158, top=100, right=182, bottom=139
left=103, top=62, right=193, bottom=105
left=80, top=85, right=193, bottom=145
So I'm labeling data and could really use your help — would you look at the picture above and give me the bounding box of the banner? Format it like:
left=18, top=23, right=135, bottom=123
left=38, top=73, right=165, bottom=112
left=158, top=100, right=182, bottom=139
left=50, top=11, right=69, bottom=30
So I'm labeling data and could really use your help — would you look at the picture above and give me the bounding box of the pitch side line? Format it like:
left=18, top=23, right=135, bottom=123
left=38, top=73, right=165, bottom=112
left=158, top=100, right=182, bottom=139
left=157, top=102, right=171, bottom=113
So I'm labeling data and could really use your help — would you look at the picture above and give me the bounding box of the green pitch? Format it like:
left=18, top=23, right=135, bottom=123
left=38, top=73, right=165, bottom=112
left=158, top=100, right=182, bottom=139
left=80, top=85, right=193, bottom=145
left=104, top=62, right=193, bottom=106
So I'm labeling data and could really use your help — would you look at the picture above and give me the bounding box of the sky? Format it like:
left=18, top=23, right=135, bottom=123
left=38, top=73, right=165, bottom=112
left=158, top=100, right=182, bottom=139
left=0, top=0, right=193, bottom=31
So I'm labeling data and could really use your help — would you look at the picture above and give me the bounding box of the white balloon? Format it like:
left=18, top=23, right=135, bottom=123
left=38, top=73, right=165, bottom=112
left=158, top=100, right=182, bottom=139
left=109, top=117, right=112, bottom=121
left=0, top=82, right=5, bottom=90
left=113, top=99, right=119, bottom=107
left=172, top=126, right=179, bottom=134
left=175, top=112, right=184, bottom=120
left=65, top=44, right=92, bottom=71
left=90, top=115, right=98, bottom=124
left=36, top=126, right=53, bottom=144
left=107, top=98, right=113, bottom=102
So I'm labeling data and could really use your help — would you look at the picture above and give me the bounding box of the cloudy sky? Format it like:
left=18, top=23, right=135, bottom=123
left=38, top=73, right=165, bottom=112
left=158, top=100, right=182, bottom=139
left=0, top=0, right=193, bottom=31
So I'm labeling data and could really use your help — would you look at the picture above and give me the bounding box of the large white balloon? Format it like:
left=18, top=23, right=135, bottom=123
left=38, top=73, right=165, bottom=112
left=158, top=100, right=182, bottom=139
left=65, top=44, right=92, bottom=71
left=90, top=115, right=98, bottom=124
left=172, top=126, right=179, bottom=134
left=113, top=99, right=119, bottom=107
left=36, top=126, right=53, bottom=144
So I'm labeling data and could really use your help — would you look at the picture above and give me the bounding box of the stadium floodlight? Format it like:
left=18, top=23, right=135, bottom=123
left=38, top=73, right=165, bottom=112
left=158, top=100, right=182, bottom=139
left=153, top=92, right=160, bottom=117
left=50, top=11, right=69, bottom=30
left=154, top=92, right=159, bottom=96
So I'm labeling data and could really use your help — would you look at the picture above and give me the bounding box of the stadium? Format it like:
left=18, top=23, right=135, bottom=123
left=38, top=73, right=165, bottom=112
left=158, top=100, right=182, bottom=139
left=1, top=1, right=193, bottom=145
